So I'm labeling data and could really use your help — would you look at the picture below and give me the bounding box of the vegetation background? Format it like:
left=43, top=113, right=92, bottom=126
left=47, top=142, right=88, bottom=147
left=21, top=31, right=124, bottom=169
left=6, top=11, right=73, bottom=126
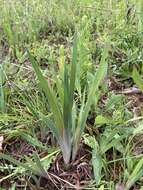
left=0, top=0, right=143, bottom=189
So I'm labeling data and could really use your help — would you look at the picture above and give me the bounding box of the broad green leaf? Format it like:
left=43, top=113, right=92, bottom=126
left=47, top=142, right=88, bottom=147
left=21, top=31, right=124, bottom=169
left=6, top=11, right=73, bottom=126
left=95, top=115, right=111, bottom=125
left=92, top=149, right=102, bottom=185
left=100, top=130, right=124, bottom=154
left=105, top=94, right=123, bottom=111
left=83, top=134, right=102, bottom=185
left=83, top=134, right=99, bottom=149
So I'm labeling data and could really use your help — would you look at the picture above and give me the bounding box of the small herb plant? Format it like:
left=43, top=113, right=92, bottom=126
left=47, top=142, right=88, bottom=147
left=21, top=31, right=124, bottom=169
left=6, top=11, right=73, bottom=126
left=28, top=34, right=108, bottom=164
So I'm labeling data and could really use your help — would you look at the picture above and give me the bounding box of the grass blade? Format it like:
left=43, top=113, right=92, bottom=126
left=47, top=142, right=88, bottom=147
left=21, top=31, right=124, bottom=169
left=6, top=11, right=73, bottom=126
left=0, top=65, right=5, bottom=113
left=69, top=32, right=78, bottom=114
left=132, top=67, right=143, bottom=91
left=125, top=157, right=143, bottom=190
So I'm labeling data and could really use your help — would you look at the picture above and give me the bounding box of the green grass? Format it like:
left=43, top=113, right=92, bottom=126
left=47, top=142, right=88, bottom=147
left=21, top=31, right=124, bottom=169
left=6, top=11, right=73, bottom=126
left=0, top=0, right=143, bottom=189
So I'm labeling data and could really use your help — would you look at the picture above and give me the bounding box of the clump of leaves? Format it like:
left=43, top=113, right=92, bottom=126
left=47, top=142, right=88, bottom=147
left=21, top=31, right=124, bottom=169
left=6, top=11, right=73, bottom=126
left=28, top=33, right=108, bottom=164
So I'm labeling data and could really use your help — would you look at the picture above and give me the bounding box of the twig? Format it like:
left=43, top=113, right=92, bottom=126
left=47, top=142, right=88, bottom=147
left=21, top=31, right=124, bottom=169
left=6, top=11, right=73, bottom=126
left=48, top=172, right=80, bottom=189
left=125, top=116, right=143, bottom=123
left=118, top=87, right=142, bottom=95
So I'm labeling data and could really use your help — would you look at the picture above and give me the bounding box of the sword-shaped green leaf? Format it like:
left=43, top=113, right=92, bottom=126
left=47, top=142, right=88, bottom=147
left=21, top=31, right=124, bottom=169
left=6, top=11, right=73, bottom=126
left=28, top=51, right=64, bottom=138
left=72, top=45, right=108, bottom=160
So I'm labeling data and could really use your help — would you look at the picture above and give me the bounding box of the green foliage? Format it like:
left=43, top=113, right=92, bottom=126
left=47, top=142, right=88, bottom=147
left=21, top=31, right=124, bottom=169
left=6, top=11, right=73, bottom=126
left=0, top=150, right=59, bottom=182
left=125, top=157, right=143, bottom=190
left=0, top=0, right=143, bottom=189
left=28, top=33, right=108, bottom=163
left=84, top=120, right=143, bottom=187
left=132, top=67, right=143, bottom=91
left=83, top=134, right=102, bottom=185
left=0, top=65, right=5, bottom=113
